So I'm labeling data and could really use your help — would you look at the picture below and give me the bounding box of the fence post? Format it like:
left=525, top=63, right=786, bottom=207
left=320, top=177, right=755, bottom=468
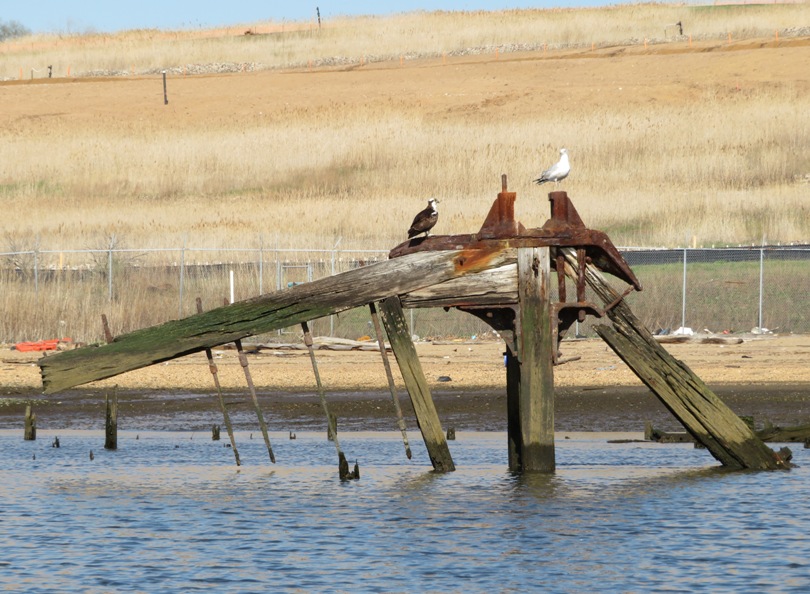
left=681, top=247, right=687, bottom=330
left=179, top=238, right=186, bottom=318
left=34, top=249, right=39, bottom=298
left=758, top=240, right=765, bottom=331
left=330, top=237, right=341, bottom=336
left=258, top=235, right=264, bottom=295
left=108, top=245, right=113, bottom=302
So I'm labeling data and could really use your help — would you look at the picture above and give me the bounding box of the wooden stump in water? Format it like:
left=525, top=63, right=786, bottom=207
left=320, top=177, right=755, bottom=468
left=211, top=424, right=221, bottom=441
left=339, top=451, right=360, bottom=480
left=24, top=405, right=36, bottom=441
left=104, top=388, right=118, bottom=450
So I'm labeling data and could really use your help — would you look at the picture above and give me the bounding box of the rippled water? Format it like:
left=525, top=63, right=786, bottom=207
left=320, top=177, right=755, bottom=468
left=2, top=429, right=809, bottom=593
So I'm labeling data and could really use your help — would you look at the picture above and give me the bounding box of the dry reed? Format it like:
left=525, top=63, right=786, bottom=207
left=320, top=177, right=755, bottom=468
left=1, top=4, right=810, bottom=343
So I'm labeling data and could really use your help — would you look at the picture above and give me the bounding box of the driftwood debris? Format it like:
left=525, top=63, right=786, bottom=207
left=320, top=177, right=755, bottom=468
left=653, top=335, right=744, bottom=345
left=647, top=421, right=810, bottom=445
left=559, top=248, right=788, bottom=470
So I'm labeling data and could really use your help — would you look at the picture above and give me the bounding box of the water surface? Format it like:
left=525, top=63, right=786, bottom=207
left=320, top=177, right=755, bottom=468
left=1, top=430, right=808, bottom=592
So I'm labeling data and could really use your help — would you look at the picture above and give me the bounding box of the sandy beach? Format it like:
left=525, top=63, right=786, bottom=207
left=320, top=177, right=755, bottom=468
left=2, top=334, right=808, bottom=432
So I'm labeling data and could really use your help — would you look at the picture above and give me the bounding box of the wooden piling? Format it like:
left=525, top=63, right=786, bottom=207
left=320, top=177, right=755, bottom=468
left=559, top=247, right=788, bottom=470
left=515, top=247, right=555, bottom=472
left=24, top=404, right=36, bottom=441
left=301, top=320, right=346, bottom=466
left=505, top=345, right=522, bottom=471
left=196, top=298, right=240, bottom=466
left=212, top=424, right=221, bottom=441
left=235, top=337, right=275, bottom=463
left=369, top=302, right=412, bottom=459
left=327, top=412, right=337, bottom=442
left=104, top=386, right=118, bottom=450
left=379, top=295, right=455, bottom=472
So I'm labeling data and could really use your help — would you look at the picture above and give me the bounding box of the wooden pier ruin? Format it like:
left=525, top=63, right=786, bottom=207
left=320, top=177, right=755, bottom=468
left=38, top=177, right=790, bottom=473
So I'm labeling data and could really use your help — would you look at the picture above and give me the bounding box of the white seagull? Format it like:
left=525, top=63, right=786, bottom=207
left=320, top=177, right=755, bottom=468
left=534, top=148, right=570, bottom=186
left=408, top=198, right=439, bottom=238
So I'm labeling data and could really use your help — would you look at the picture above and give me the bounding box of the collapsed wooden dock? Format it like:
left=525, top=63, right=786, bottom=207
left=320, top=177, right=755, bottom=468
left=38, top=177, right=790, bottom=472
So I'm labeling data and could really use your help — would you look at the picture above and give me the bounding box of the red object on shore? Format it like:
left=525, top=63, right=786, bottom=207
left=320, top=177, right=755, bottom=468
left=14, top=339, right=70, bottom=352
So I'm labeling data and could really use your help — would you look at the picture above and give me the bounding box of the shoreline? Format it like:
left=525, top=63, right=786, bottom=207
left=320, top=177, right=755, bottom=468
left=2, top=336, right=808, bottom=433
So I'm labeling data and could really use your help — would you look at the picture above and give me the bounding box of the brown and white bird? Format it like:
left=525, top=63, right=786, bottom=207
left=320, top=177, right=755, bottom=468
left=408, top=198, right=439, bottom=238
left=534, top=148, right=570, bottom=186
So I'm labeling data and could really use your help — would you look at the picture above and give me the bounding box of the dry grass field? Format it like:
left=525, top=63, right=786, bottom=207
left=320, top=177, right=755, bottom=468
left=1, top=3, right=809, bottom=255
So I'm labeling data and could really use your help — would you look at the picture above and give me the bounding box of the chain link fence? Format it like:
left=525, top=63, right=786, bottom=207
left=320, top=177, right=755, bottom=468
left=2, top=244, right=808, bottom=344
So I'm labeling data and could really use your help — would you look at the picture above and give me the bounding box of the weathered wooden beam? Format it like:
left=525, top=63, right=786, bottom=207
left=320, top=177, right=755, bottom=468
left=378, top=295, right=455, bottom=472
left=516, top=247, right=555, bottom=472
left=40, top=248, right=516, bottom=393
left=400, top=264, right=518, bottom=309
left=559, top=247, right=788, bottom=470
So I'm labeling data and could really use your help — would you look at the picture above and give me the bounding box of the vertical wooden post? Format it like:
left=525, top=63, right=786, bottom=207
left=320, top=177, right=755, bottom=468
left=104, top=386, right=118, bottom=450
left=24, top=404, right=36, bottom=441
left=379, top=295, right=455, bottom=472
left=505, top=345, right=522, bottom=471
left=516, top=247, right=555, bottom=472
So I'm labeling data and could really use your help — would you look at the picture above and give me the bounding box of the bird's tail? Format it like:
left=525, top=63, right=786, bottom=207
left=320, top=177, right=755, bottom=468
left=533, top=177, right=548, bottom=185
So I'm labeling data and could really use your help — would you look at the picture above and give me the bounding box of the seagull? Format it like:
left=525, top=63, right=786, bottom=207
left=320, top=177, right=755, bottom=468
left=408, top=198, right=439, bottom=238
left=534, top=148, right=570, bottom=186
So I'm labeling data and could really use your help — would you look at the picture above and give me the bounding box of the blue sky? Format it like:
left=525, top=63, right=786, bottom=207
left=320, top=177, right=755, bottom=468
left=3, top=1, right=617, bottom=34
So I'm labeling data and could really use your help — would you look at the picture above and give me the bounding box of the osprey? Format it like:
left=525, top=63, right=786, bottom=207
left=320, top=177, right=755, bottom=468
left=408, top=198, right=439, bottom=238
left=534, top=148, right=570, bottom=186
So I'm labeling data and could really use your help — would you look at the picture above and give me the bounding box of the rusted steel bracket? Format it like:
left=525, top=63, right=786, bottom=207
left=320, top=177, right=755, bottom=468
left=389, top=175, right=642, bottom=292
left=550, top=302, right=603, bottom=364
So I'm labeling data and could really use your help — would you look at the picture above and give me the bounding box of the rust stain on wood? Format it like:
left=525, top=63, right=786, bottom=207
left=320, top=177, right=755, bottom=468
left=453, top=246, right=504, bottom=274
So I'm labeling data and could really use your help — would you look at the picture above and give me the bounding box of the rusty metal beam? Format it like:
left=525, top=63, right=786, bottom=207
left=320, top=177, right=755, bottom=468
left=389, top=183, right=641, bottom=292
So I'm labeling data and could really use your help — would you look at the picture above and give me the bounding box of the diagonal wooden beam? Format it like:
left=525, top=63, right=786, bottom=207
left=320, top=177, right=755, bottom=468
left=378, top=295, right=455, bottom=472
left=559, top=247, right=787, bottom=470
left=40, top=247, right=515, bottom=394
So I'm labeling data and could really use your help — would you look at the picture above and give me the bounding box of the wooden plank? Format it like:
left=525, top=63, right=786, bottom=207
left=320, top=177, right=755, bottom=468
left=378, top=295, right=455, bottom=472
left=559, top=247, right=787, bottom=470
left=516, top=247, right=555, bottom=472
left=39, top=247, right=515, bottom=393
left=400, top=264, right=518, bottom=309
